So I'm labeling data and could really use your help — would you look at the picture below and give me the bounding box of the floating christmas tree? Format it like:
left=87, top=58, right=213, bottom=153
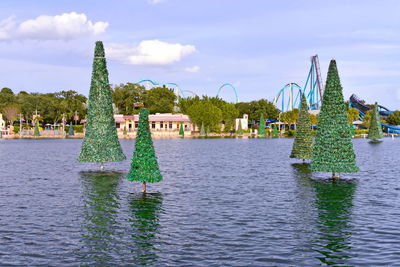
left=126, top=109, right=162, bottom=193
left=179, top=123, right=184, bottom=137
left=237, top=120, right=243, bottom=135
left=78, top=41, right=126, bottom=168
left=367, top=102, right=384, bottom=143
left=310, top=60, right=359, bottom=178
left=290, top=94, right=313, bottom=161
left=200, top=122, right=206, bottom=136
left=258, top=113, right=266, bottom=135
left=33, top=119, right=40, bottom=137
left=272, top=123, right=279, bottom=137
left=68, top=121, right=74, bottom=136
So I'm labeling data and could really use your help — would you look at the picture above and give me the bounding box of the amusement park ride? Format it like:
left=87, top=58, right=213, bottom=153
left=273, top=55, right=324, bottom=112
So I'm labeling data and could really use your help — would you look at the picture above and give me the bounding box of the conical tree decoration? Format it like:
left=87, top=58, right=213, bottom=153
left=367, top=102, right=383, bottom=141
left=68, top=121, right=74, bottom=136
left=258, top=113, right=266, bottom=135
left=290, top=94, right=313, bottom=159
left=126, top=109, right=162, bottom=186
left=179, top=123, right=184, bottom=137
left=33, top=119, right=40, bottom=137
left=237, top=119, right=243, bottom=135
left=200, top=122, right=206, bottom=136
left=310, top=60, right=359, bottom=174
left=78, top=41, right=126, bottom=163
left=272, top=123, right=279, bottom=136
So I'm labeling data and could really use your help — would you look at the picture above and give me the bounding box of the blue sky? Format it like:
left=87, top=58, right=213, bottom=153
left=0, top=0, right=400, bottom=109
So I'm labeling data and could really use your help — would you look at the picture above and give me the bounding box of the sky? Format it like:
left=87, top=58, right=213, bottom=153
left=0, top=0, right=400, bottom=109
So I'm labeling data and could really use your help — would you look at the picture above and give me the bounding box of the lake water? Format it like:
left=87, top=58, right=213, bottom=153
left=0, top=137, right=399, bottom=266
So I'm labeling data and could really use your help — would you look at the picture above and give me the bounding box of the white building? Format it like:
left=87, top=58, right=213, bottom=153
left=0, top=114, right=5, bottom=130
left=114, top=113, right=194, bottom=136
left=235, top=114, right=248, bottom=130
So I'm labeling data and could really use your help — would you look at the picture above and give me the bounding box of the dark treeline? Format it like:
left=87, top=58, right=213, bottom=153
left=0, top=84, right=282, bottom=132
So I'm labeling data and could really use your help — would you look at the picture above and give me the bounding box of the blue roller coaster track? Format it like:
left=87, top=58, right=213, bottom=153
left=216, top=83, right=239, bottom=104
left=349, top=94, right=400, bottom=133
left=135, top=79, right=184, bottom=98
left=274, top=55, right=324, bottom=112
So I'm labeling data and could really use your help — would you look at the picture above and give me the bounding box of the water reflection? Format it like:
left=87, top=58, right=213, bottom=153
left=77, top=171, right=122, bottom=266
left=311, top=179, right=356, bottom=266
left=128, top=193, right=163, bottom=266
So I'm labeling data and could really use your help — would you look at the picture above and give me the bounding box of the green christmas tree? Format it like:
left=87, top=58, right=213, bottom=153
left=179, top=123, right=184, bottom=137
left=33, top=119, right=40, bottom=137
left=78, top=41, right=126, bottom=167
left=200, top=122, right=206, bottom=136
left=367, top=102, right=383, bottom=142
left=258, top=113, right=266, bottom=135
left=290, top=94, right=313, bottom=160
left=68, top=121, right=74, bottom=136
left=272, top=123, right=279, bottom=137
left=123, top=126, right=127, bottom=135
left=310, top=60, right=359, bottom=178
left=237, top=119, right=243, bottom=135
left=126, top=109, right=162, bottom=193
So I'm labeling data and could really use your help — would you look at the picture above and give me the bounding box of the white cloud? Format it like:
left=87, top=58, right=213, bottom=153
left=0, top=12, right=108, bottom=40
left=148, top=0, right=165, bottom=4
left=185, top=65, right=200, bottom=73
left=106, top=40, right=196, bottom=65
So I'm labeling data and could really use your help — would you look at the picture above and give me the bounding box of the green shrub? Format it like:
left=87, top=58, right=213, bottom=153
left=355, top=129, right=368, bottom=135
left=13, top=126, right=19, bottom=133
left=285, top=130, right=296, bottom=137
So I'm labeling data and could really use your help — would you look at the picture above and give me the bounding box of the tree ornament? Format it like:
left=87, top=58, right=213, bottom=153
left=68, top=121, right=74, bottom=136
left=310, top=60, right=359, bottom=178
left=367, top=102, right=384, bottom=143
left=78, top=41, right=126, bottom=166
left=33, top=119, right=40, bottom=137
left=179, top=123, right=184, bottom=137
left=126, top=109, right=162, bottom=193
left=290, top=94, right=313, bottom=160
left=258, top=113, right=266, bottom=135
left=237, top=119, right=243, bottom=135
left=200, top=122, right=206, bottom=136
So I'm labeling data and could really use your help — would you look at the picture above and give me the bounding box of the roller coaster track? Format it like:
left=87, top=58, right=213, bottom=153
left=349, top=94, right=399, bottom=133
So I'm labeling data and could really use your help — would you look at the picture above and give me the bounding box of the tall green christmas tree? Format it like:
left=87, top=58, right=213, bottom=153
left=310, top=60, right=359, bottom=178
left=272, top=123, right=279, bottom=137
left=367, top=102, right=383, bottom=142
left=78, top=41, right=126, bottom=168
left=179, top=123, right=184, bottom=137
left=290, top=94, right=313, bottom=160
left=126, top=109, right=162, bottom=193
left=200, top=122, right=206, bottom=136
left=237, top=120, right=243, bottom=135
left=68, top=121, right=74, bottom=136
left=258, top=113, right=266, bottom=135
left=33, top=119, right=40, bottom=137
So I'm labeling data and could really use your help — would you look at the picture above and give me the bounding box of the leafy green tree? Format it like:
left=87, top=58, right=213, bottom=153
left=236, top=99, right=279, bottom=121
left=187, top=102, right=222, bottom=132
left=310, top=60, right=359, bottom=178
left=347, top=107, right=359, bottom=124
left=1, top=104, right=20, bottom=126
left=112, top=83, right=146, bottom=115
left=179, top=123, right=184, bottom=137
left=126, top=109, right=162, bottom=193
left=290, top=94, right=313, bottom=160
left=258, top=113, right=266, bottom=135
left=78, top=41, right=126, bottom=166
left=220, top=103, right=239, bottom=132
left=361, top=109, right=373, bottom=127
left=309, top=113, right=318, bottom=125
left=386, top=110, right=400, bottom=125
left=144, top=86, right=176, bottom=114
left=0, top=87, right=16, bottom=109
left=368, top=102, right=383, bottom=141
